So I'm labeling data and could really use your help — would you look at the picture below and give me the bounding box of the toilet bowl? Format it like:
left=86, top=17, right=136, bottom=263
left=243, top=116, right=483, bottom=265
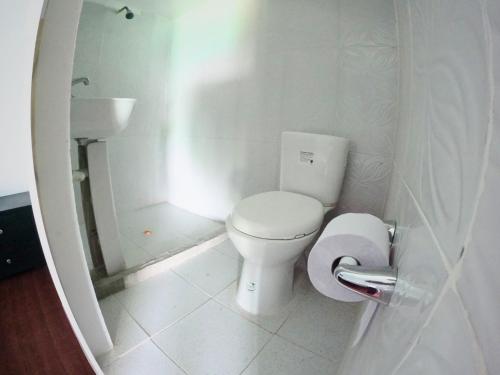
left=227, top=132, right=349, bottom=315
left=227, top=191, right=323, bottom=315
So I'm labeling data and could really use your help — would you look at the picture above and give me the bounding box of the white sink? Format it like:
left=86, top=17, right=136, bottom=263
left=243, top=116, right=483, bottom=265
left=71, top=97, right=136, bottom=139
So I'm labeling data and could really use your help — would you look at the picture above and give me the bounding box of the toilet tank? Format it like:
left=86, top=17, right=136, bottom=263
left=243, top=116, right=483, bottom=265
left=280, top=132, right=349, bottom=207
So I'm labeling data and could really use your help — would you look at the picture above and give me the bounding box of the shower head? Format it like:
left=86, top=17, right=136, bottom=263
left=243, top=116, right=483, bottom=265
left=117, top=6, right=134, bottom=19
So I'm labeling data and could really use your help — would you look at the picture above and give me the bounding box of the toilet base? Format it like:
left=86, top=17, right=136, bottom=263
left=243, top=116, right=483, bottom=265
left=226, top=219, right=317, bottom=316
left=236, top=259, right=297, bottom=315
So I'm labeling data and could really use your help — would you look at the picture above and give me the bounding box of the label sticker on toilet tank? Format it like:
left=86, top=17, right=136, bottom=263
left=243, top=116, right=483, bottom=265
left=300, top=151, right=314, bottom=164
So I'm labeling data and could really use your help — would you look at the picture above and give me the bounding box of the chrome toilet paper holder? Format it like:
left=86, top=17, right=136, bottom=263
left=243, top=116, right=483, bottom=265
left=332, top=221, right=397, bottom=305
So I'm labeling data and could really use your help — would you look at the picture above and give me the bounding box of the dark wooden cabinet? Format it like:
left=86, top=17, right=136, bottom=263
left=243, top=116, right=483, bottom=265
left=0, top=193, right=45, bottom=280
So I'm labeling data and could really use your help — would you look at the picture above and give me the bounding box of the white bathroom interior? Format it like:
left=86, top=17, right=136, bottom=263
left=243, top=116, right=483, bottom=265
left=64, top=0, right=498, bottom=374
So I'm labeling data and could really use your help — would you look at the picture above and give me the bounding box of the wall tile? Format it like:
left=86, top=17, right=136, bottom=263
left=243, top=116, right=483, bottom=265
left=337, top=46, right=398, bottom=157
left=107, top=136, right=168, bottom=212
left=395, top=289, right=484, bottom=375
left=392, top=0, right=412, bottom=168
left=234, top=54, right=285, bottom=143
left=339, top=0, right=397, bottom=47
left=400, top=0, right=490, bottom=264
left=336, top=152, right=393, bottom=217
left=391, top=184, right=421, bottom=264
left=340, top=193, right=448, bottom=375
left=165, top=137, right=280, bottom=220
left=341, top=0, right=497, bottom=374
left=384, top=172, right=421, bottom=264
left=71, top=2, right=105, bottom=88
left=259, top=0, right=340, bottom=50
left=382, top=163, right=401, bottom=222
left=187, top=79, right=241, bottom=140
left=281, top=47, right=339, bottom=136
left=457, top=121, right=500, bottom=374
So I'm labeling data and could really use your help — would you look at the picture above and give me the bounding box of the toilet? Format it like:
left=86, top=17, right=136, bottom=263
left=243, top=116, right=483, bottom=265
left=226, top=131, right=349, bottom=315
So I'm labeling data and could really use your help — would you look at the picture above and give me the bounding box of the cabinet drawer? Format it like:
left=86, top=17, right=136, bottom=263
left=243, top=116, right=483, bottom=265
left=0, top=194, right=45, bottom=280
left=0, top=206, right=38, bottom=248
left=0, top=242, right=45, bottom=279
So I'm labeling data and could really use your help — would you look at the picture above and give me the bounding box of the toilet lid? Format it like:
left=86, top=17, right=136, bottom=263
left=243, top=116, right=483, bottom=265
left=231, top=191, right=324, bottom=240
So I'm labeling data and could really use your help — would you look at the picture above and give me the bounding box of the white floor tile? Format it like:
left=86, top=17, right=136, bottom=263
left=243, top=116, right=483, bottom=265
left=142, top=234, right=194, bottom=258
left=277, top=290, right=361, bottom=363
left=214, top=282, right=307, bottom=333
left=213, top=239, right=241, bottom=260
left=172, top=248, right=240, bottom=296
left=242, top=335, right=333, bottom=375
left=119, top=202, right=223, bottom=243
left=102, top=340, right=185, bottom=375
left=118, top=202, right=223, bottom=261
left=114, top=271, right=210, bottom=335
left=120, top=235, right=153, bottom=268
left=97, top=296, right=149, bottom=366
left=153, top=300, right=272, bottom=375
left=292, top=264, right=315, bottom=296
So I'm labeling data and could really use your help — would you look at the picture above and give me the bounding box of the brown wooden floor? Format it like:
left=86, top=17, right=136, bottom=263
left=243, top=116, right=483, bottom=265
left=0, top=266, right=95, bottom=375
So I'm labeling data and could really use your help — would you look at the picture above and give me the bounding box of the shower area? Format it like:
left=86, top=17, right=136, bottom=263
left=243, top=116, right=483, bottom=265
left=70, top=0, right=399, bottom=290
left=70, top=1, right=228, bottom=286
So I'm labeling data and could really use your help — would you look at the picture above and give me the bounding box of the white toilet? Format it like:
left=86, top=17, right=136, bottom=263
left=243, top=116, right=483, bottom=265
left=226, top=131, right=349, bottom=315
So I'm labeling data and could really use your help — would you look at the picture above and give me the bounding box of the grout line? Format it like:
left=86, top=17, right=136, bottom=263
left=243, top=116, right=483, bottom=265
left=389, top=274, right=453, bottom=375
left=150, top=339, right=189, bottom=375
left=274, top=331, right=336, bottom=364
left=461, top=0, right=496, bottom=262
left=381, top=160, right=397, bottom=221
left=170, top=266, right=235, bottom=299
left=97, top=298, right=150, bottom=368
left=447, top=3, right=494, bottom=371
left=449, top=265, right=489, bottom=375
left=213, top=243, right=241, bottom=261
left=209, top=297, right=277, bottom=334
left=402, top=180, right=453, bottom=274
left=110, top=292, right=158, bottom=338
left=110, top=277, right=211, bottom=340
left=99, top=336, right=151, bottom=369
left=276, top=333, right=339, bottom=364
left=238, top=333, right=275, bottom=375
left=117, top=233, right=228, bottom=288
left=210, top=285, right=280, bottom=335
left=273, top=312, right=291, bottom=334
left=102, top=234, right=234, bottom=343
left=149, top=298, right=213, bottom=340
left=381, top=0, right=402, bottom=218
left=274, top=290, right=312, bottom=335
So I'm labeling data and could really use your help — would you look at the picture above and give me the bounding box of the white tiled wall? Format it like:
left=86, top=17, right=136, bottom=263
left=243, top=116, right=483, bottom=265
left=73, top=0, right=398, bottom=220
left=339, top=1, right=499, bottom=374
left=72, top=2, right=171, bottom=213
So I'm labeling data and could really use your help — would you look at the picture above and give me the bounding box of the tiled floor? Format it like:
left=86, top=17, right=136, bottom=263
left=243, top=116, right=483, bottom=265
left=97, top=239, right=361, bottom=375
left=117, top=202, right=225, bottom=269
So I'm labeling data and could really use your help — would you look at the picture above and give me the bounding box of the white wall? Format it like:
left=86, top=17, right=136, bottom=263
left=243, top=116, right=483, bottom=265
left=72, top=1, right=171, bottom=214
left=340, top=0, right=499, bottom=374
left=73, top=0, right=398, bottom=220
left=0, top=0, right=40, bottom=195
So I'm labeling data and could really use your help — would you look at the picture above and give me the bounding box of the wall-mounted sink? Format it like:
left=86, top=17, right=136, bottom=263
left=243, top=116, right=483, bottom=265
left=71, top=97, right=136, bottom=139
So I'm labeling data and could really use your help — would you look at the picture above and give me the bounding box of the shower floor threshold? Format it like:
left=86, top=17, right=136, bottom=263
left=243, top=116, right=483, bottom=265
left=93, top=232, right=226, bottom=299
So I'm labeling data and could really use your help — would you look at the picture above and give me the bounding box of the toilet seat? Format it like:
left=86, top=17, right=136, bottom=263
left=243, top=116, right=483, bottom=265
left=231, top=191, right=324, bottom=240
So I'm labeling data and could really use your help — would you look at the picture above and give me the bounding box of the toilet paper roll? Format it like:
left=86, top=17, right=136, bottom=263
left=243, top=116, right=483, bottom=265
left=307, top=213, right=390, bottom=302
